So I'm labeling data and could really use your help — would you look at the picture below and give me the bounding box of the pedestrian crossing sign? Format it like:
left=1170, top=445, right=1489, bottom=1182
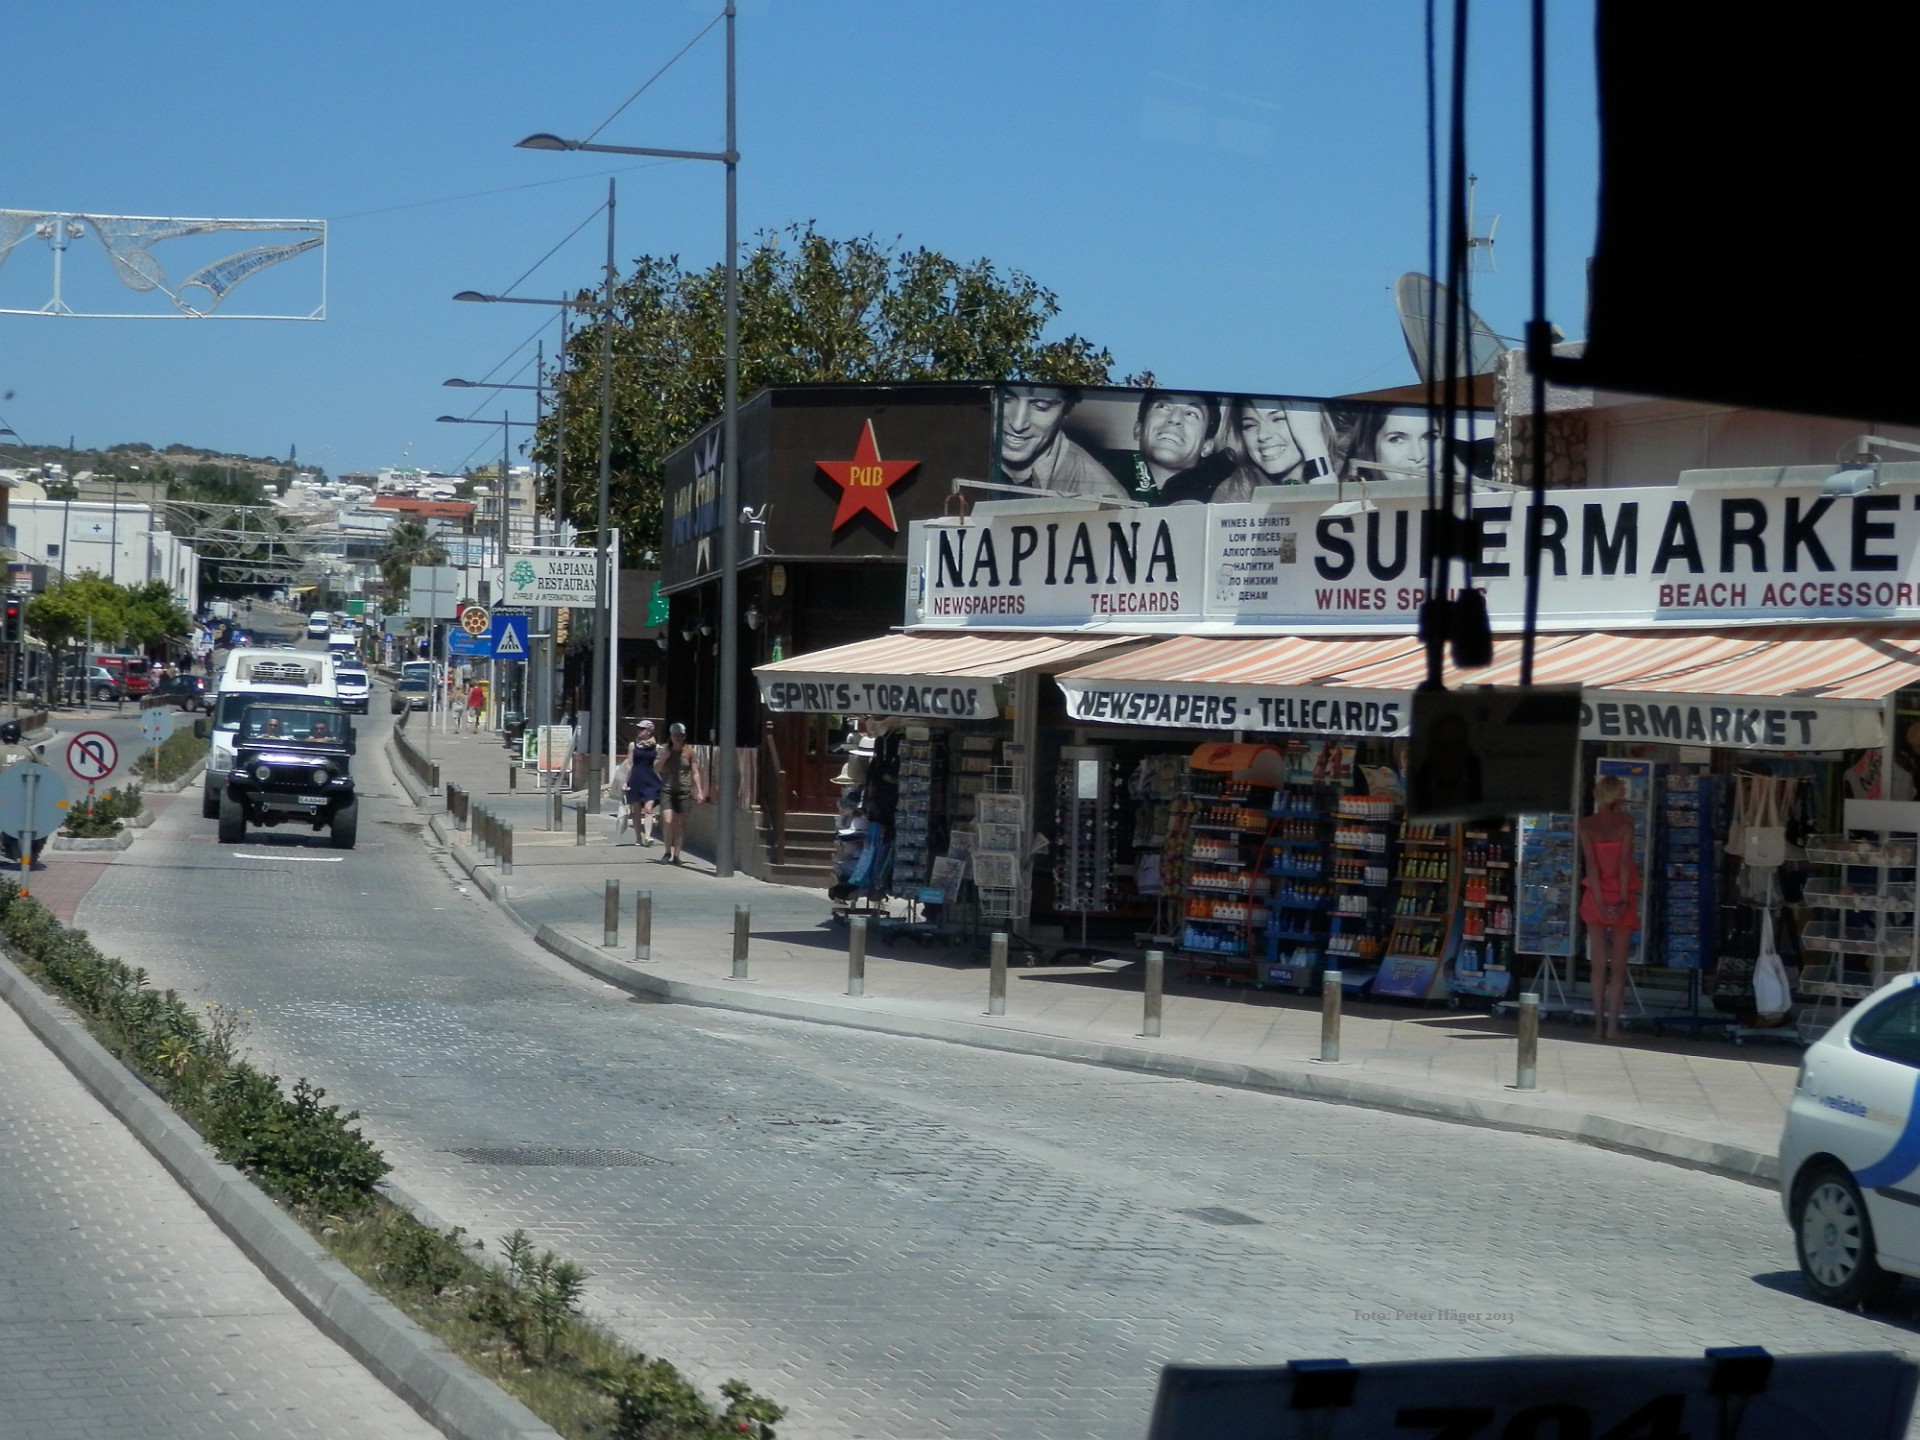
left=490, top=611, right=531, bottom=662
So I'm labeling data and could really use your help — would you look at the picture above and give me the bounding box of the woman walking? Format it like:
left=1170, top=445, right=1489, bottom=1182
left=626, top=721, right=663, bottom=847
left=653, top=722, right=705, bottom=865
left=1578, top=774, right=1642, bottom=1041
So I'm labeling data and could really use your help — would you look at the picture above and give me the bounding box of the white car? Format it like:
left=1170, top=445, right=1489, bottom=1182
left=1780, top=972, right=1920, bottom=1307
left=335, top=668, right=371, bottom=713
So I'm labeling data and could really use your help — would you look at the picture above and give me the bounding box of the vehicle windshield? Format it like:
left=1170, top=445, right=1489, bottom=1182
left=240, top=707, right=349, bottom=744
left=215, top=691, right=341, bottom=729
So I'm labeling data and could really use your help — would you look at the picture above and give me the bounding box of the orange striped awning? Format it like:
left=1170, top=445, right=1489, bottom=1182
left=1054, top=626, right=1920, bottom=750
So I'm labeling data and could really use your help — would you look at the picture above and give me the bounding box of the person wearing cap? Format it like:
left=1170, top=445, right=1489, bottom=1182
left=625, top=721, right=663, bottom=847
left=652, top=721, right=705, bottom=864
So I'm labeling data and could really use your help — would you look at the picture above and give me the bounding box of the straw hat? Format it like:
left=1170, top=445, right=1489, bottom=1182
left=830, top=734, right=876, bottom=787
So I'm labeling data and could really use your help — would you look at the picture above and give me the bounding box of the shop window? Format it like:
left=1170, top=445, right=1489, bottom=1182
left=1852, top=988, right=1920, bottom=1071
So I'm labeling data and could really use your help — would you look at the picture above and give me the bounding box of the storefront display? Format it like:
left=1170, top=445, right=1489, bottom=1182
left=1798, top=808, right=1920, bottom=1039
left=1452, top=821, right=1516, bottom=1001
left=1376, top=821, right=1459, bottom=1001
left=1055, top=746, right=1115, bottom=913
left=1658, top=774, right=1719, bottom=970
left=1179, top=773, right=1276, bottom=983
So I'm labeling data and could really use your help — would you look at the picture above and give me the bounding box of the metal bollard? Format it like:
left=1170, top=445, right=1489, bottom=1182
left=1142, top=949, right=1164, bottom=1037
left=1319, top=970, right=1343, bottom=1063
left=575, top=799, right=586, bottom=847
left=847, top=915, right=868, bottom=996
left=633, top=891, right=652, bottom=963
left=508, top=764, right=517, bottom=791
left=1515, top=991, right=1540, bottom=1091
left=446, top=781, right=459, bottom=818
left=603, top=878, right=621, bottom=947
left=550, top=788, right=563, bottom=832
left=731, top=906, right=750, bottom=979
left=988, top=932, right=1008, bottom=1016
left=473, top=807, right=488, bottom=857
left=500, top=823, right=513, bottom=877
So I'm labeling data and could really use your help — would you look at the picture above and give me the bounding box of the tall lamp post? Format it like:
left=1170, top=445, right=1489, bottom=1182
left=437, top=412, right=534, bottom=719
left=516, top=2, right=742, bottom=875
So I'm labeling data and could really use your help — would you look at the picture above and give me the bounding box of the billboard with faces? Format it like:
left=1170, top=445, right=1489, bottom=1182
left=990, top=384, right=1493, bottom=505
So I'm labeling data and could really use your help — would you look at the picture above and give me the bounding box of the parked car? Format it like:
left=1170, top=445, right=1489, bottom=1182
left=60, top=665, right=125, bottom=703
left=335, top=667, right=371, bottom=714
left=146, top=674, right=210, bottom=711
left=390, top=677, right=431, bottom=714
left=1781, top=973, right=1920, bottom=1308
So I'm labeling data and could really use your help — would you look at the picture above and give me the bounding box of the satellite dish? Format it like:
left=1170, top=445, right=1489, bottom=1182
left=1395, top=273, right=1511, bottom=384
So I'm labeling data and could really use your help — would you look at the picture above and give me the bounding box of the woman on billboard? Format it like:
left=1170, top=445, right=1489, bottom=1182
left=1216, top=397, right=1335, bottom=500
left=1337, top=405, right=1489, bottom=484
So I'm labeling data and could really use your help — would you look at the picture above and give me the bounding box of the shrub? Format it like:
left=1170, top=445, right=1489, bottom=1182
left=62, top=784, right=142, bottom=837
left=134, top=727, right=203, bottom=783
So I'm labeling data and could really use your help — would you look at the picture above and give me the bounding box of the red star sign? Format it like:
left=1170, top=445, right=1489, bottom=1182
left=816, top=418, right=919, bottom=531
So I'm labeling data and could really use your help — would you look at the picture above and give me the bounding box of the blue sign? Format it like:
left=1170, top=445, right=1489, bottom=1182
left=490, top=611, right=530, bottom=663
left=448, top=630, right=491, bottom=658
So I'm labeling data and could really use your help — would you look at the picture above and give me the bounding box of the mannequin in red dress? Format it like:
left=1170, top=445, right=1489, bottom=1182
left=1578, top=775, right=1640, bottom=1040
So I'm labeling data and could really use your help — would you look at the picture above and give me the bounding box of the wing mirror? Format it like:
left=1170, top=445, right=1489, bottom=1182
left=192, top=718, right=208, bottom=740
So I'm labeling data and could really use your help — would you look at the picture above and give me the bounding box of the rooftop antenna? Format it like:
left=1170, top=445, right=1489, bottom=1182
left=1466, top=173, right=1499, bottom=273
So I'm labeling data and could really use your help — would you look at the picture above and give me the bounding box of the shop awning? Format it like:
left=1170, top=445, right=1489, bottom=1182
left=757, top=631, right=1141, bottom=719
left=1054, top=626, right=1920, bottom=751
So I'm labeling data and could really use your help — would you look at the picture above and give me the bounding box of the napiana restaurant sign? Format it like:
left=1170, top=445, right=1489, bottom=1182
left=907, top=481, right=1920, bottom=633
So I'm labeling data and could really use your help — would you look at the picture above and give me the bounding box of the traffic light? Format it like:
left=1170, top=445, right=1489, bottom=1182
left=3, top=594, right=22, bottom=645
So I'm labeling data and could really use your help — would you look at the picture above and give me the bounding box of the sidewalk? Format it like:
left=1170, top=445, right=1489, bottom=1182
left=392, top=720, right=1799, bottom=1186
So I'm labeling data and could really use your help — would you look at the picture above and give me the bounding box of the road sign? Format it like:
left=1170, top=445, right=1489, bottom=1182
left=65, top=731, right=118, bottom=782
left=0, top=761, right=72, bottom=837
left=460, top=604, right=491, bottom=637
left=408, top=565, right=460, bottom=621
left=448, top=629, right=491, bottom=659
left=490, top=612, right=530, bottom=662
left=646, top=579, right=669, bottom=627
left=139, top=710, right=168, bottom=746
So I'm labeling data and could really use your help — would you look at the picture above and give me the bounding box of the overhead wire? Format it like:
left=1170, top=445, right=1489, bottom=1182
left=583, top=10, right=725, bottom=144
left=328, top=162, right=671, bottom=223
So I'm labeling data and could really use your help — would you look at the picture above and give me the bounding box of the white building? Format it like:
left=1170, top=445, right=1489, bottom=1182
left=8, top=497, right=200, bottom=612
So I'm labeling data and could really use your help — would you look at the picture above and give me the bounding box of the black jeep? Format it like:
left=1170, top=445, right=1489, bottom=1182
left=217, top=702, right=359, bottom=849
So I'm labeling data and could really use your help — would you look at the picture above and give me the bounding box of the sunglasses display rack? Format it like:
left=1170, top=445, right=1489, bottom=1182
left=890, top=729, right=940, bottom=892
left=1054, top=746, right=1117, bottom=914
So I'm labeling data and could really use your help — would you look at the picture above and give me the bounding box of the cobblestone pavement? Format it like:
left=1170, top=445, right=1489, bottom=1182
left=62, top=710, right=1920, bottom=1439
left=0, top=986, right=445, bottom=1439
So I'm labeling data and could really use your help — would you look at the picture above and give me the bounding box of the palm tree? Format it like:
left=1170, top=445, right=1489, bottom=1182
left=377, top=520, right=449, bottom=598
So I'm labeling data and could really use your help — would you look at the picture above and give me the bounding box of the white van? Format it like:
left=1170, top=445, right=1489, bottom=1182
left=203, top=649, right=340, bottom=818
left=307, top=611, right=331, bottom=639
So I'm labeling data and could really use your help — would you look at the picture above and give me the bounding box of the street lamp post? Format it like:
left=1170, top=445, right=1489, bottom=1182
left=437, top=412, right=533, bottom=719
left=455, top=277, right=608, bottom=800
left=516, top=0, right=742, bottom=876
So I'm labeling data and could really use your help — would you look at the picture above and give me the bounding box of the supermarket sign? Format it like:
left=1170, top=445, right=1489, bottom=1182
left=1054, top=677, right=1883, bottom=752
left=908, top=481, right=1920, bottom=634
left=502, top=553, right=598, bottom=607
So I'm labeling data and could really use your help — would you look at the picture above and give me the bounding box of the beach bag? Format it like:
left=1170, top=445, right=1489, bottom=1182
left=1725, top=773, right=1753, bottom=859
left=1742, top=778, right=1789, bottom=870
left=1752, top=910, right=1793, bottom=1020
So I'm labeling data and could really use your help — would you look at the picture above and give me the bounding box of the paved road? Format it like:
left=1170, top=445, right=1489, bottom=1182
left=69, top=705, right=1920, bottom=1440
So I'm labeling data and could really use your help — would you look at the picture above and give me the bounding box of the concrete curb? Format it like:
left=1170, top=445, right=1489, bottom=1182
left=0, top=951, right=559, bottom=1440
left=398, top=741, right=1782, bottom=1190
left=142, top=758, right=208, bottom=795
left=49, top=829, right=137, bottom=852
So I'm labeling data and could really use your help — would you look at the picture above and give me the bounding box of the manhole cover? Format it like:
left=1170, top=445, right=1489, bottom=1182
left=449, top=1146, right=667, bottom=1168
left=1182, top=1206, right=1263, bottom=1226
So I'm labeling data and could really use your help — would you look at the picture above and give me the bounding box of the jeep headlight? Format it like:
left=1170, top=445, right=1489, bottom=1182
left=254, top=764, right=272, bottom=782
left=311, top=766, right=330, bottom=786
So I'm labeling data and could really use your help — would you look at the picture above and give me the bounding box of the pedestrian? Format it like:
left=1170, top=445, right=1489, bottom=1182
left=1578, top=774, right=1641, bottom=1042
left=653, top=721, right=705, bottom=865
left=466, top=679, right=487, bottom=732
left=626, top=720, right=662, bottom=847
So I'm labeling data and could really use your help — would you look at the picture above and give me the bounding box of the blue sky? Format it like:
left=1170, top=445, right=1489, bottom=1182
left=1, top=1, right=1597, bottom=479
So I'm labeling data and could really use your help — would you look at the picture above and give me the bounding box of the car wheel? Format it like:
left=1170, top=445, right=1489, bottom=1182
left=1794, top=1162, right=1901, bottom=1309
left=202, top=783, right=221, bottom=819
left=216, top=791, right=247, bottom=844
left=330, top=800, right=358, bottom=850
left=95, top=686, right=115, bottom=702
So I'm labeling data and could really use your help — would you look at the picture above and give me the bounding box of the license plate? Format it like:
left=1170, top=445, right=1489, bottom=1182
left=299, top=795, right=328, bottom=805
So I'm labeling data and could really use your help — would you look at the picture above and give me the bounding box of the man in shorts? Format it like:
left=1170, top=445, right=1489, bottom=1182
left=652, top=721, right=705, bottom=865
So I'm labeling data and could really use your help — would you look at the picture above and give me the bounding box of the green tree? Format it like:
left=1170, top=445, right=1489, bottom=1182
left=377, top=520, right=449, bottom=599
left=25, top=574, right=129, bottom=659
left=122, top=579, right=193, bottom=651
left=537, top=223, right=1121, bottom=553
